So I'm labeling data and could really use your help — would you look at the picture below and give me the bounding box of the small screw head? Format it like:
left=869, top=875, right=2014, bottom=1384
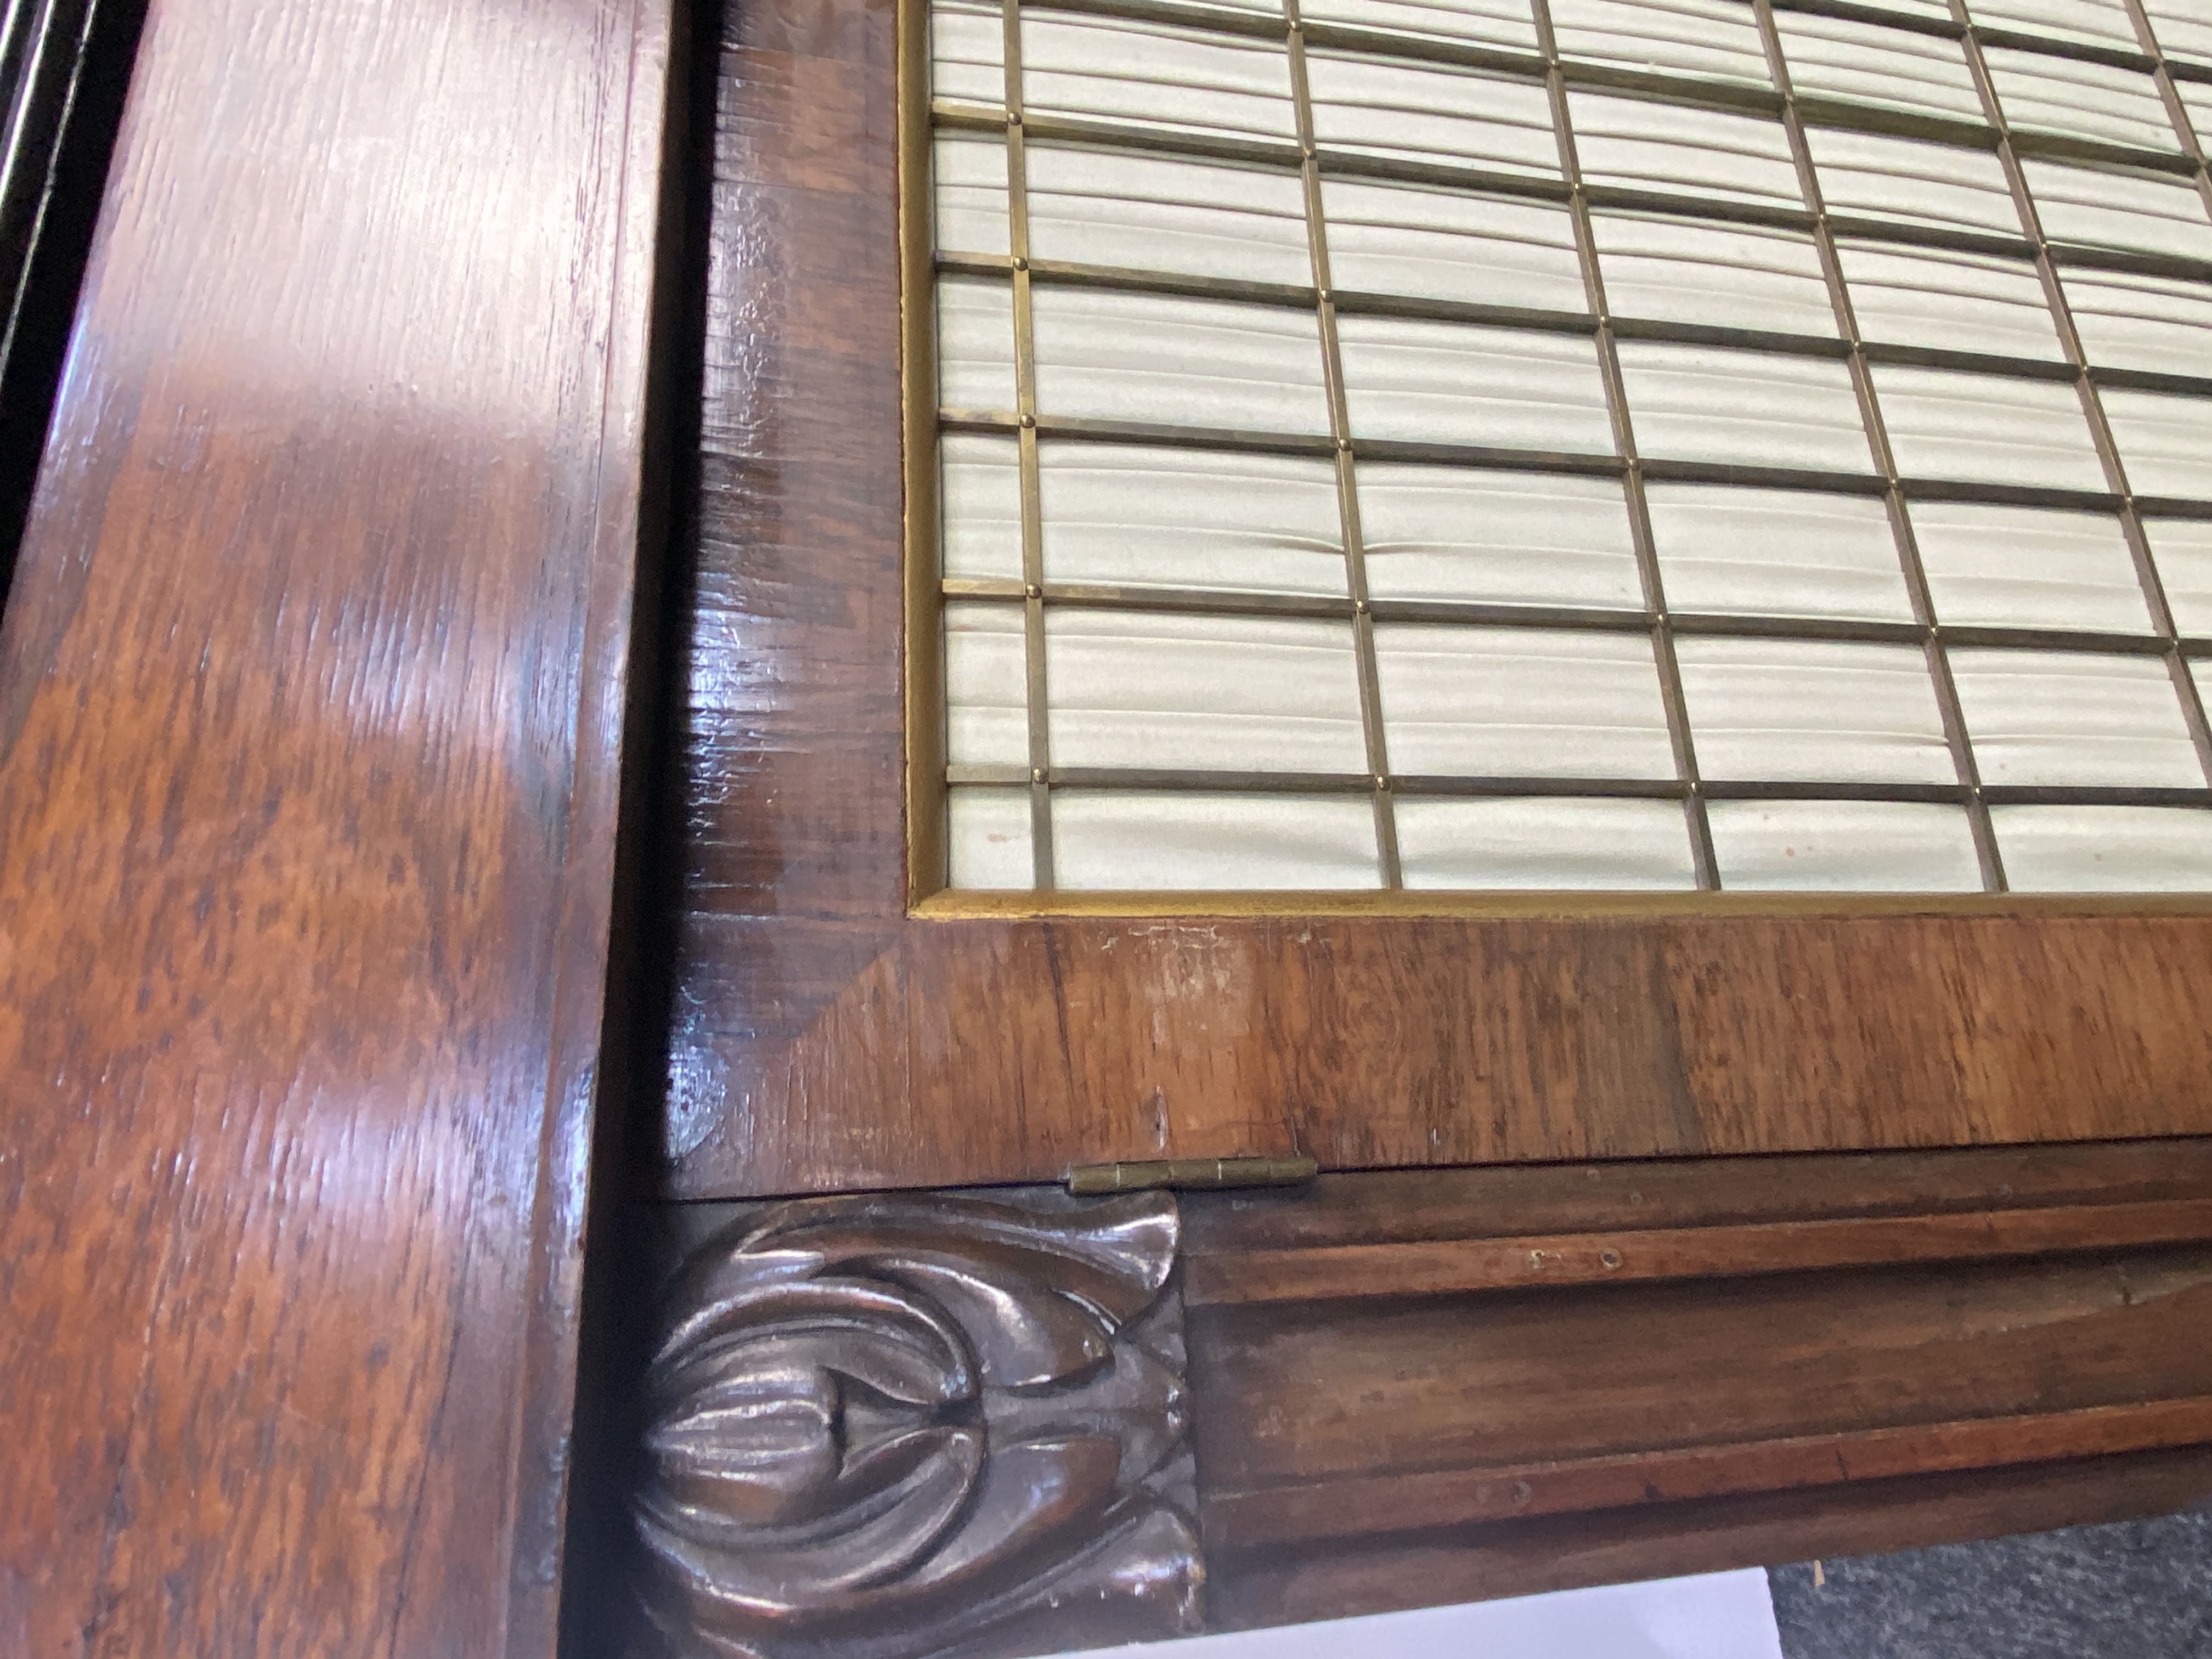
left=1012, top=255, right=1029, bottom=271
left=1373, top=774, right=1389, bottom=791
left=1007, top=110, right=1022, bottom=126
left=1031, top=767, right=1047, bottom=784
left=1024, top=582, right=1042, bottom=599
left=1336, top=437, right=1352, bottom=453
left=1020, top=413, right=1036, bottom=428
left=1599, top=1248, right=1623, bottom=1269
left=1354, top=598, right=1369, bottom=613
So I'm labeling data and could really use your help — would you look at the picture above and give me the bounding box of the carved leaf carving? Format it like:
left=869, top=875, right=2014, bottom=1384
left=634, top=1192, right=1203, bottom=1659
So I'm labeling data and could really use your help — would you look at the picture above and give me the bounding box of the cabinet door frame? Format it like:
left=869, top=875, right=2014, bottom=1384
left=665, top=0, right=2212, bottom=1199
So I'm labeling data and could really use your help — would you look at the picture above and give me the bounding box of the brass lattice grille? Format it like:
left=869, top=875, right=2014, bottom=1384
left=919, top=0, right=2212, bottom=892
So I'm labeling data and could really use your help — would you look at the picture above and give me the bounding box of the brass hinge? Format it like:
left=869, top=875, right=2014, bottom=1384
left=1066, top=1155, right=1319, bottom=1195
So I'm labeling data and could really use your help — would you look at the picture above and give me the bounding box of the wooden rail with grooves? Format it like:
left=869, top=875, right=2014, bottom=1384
left=1182, top=1141, right=2212, bottom=1630
left=1183, top=1196, right=2212, bottom=1304
left=624, top=1142, right=2212, bottom=1651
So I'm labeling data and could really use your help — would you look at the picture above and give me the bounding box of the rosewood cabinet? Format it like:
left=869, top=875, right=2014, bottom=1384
left=3, top=0, right=2211, bottom=1655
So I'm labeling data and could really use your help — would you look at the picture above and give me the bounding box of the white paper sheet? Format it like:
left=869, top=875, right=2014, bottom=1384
left=935, top=133, right=1011, bottom=256
left=938, top=275, right=1018, bottom=412
left=2100, top=388, right=2212, bottom=500
left=1950, top=650, right=2200, bottom=786
left=1397, top=797, right=1697, bottom=888
left=1804, top=128, right=2021, bottom=236
left=931, top=0, right=1005, bottom=106
left=1036, top=445, right=1347, bottom=594
left=1035, top=1566, right=1786, bottom=1659
left=1645, top=485, right=1911, bottom=620
left=2022, top=160, right=2212, bottom=261
left=2062, top=266, right=2212, bottom=377
left=1323, top=181, right=1585, bottom=310
left=942, top=442, right=1353, bottom=597
left=1020, top=13, right=1297, bottom=142
left=1044, top=610, right=1370, bottom=772
left=1030, top=286, right=1332, bottom=433
left=1907, top=501, right=2152, bottom=631
left=1837, top=241, right=2064, bottom=360
left=948, top=787, right=1390, bottom=889
left=1870, top=365, right=2106, bottom=490
left=1026, top=145, right=1312, bottom=284
left=1965, top=0, right=2142, bottom=52
left=948, top=787, right=1036, bottom=888
left=1301, top=0, right=1537, bottom=51
left=945, top=601, right=1030, bottom=769
left=2145, top=518, right=2212, bottom=632
left=1053, top=791, right=1385, bottom=888
left=941, top=433, right=1023, bottom=583
left=2143, top=0, right=2212, bottom=65
left=1615, top=343, right=1871, bottom=472
left=1995, top=804, right=2212, bottom=889
left=1374, top=625, right=1677, bottom=777
left=1984, top=48, right=2179, bottom=152
left=1568, top=93, right=1802, bottom=208
left=1306, top=53, right=1560, bottom=176
left=1710, top=800, right=1984, bottom=890
left=1357, top=466, right=1643, bottom=607
left=1675, top=638, right=1955, bottom=783
left=1338, top=317, right=1616, bottom=450
left=1595, top=215, right=1838, bottom=336
left=1549, top=0, right=1774, bottom=86
left=1772, top=12, right=1984, bottom=122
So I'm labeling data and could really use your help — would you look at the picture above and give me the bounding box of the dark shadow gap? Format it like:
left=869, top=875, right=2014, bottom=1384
left=555, top=0, right=720, bottom=1650
left=0, top=0, right=151, bottom=616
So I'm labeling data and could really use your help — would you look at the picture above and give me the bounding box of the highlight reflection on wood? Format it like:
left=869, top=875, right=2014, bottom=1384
left=0, top=0, right=669, bottom=1651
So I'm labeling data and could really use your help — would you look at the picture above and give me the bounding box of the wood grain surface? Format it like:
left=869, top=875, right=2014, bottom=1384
left=0, top=0, right=670, bottom=1652
left=1181, top=1141, right=2212, bottom=1626
left=670, top=900, right=2212, bottom=1193
left=1207, top=1449, right=2212, bottom=1628
left=666, top=0, right=2212, bottom=1199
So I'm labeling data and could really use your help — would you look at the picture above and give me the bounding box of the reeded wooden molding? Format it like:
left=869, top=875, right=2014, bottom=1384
left=634, top=1192, right=1204, bottom=1659
left=1182, top=1142, right=2212, bottom=1628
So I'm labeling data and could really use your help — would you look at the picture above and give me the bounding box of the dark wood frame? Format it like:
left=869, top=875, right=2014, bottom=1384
left=666, top=0, right=2212, bottom=1199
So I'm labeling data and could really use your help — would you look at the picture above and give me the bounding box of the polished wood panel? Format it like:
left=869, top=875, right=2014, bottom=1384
left=1183, top=1142, right=2212, bottom=1629
left=669, top=0, right=2212, bottom=1198
left=0, top=0, right=670, bottom=1651
left=671, top=905, right=2212, bottom=1193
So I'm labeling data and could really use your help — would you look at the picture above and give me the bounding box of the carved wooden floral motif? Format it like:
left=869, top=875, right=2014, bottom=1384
left=634, top=1192, right=1203, bottom=1658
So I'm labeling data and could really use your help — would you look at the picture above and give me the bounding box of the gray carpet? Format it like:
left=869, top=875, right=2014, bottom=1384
left=1768, top=1505, right=2212, bottom=1658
